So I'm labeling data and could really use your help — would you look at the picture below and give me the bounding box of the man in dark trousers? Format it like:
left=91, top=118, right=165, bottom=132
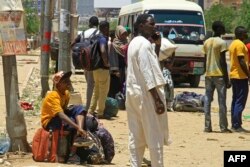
left=229, top=26, right=250, bottom=132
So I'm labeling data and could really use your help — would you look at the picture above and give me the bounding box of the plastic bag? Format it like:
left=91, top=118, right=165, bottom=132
left=0, top=133, right=10, bottom=155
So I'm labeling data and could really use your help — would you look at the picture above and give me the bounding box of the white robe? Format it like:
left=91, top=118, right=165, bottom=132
left=126, top=36, right=171, bottom=149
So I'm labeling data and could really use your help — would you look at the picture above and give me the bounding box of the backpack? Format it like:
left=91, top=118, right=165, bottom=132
left=72, top=30, right=101, bottom=70
left=85, top=116, right=115, bottom=164
left=32, top=128, right=59, bottom=162
left=173, top=91, right=204, bottom=112
left=85, top=115, right=99, bottom=132
left=76, top=131, right=106, bottom=164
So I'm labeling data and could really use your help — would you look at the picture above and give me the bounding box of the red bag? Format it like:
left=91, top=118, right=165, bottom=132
left=32, top=128, right=59, bottom=162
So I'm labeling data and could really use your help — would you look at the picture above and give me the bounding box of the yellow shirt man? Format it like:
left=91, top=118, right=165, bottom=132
left=229, top=39, right=249, bottom=79
left=203, top=37, right=227, bottom=76
left=41, top=90, right=69, bottom=128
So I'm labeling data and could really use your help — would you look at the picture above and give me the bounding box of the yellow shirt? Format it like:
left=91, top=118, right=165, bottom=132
left=229, top=39, right=249, bottom=79
left=41, top=90, right=70, bottom=128
left=203, top=37, right=227, bottom=76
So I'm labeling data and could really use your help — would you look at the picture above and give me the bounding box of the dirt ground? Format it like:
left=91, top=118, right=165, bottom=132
left=2, top=67, right=250, bottom=167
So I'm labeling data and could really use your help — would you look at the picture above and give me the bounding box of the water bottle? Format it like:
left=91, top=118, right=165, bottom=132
left=0, top=133, right=10, bottom=155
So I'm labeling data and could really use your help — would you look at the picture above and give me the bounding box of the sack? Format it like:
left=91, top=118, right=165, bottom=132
left=104, top=97, right=119, bottom=117
left=96, top=126, right=115, bottom=163
left=72, top=30, right=101, bottom=70
left=0, top=134, right=10, bottom=155
left=115, top=92, right=126, bottom=110
left=158, top=38, right=177, bottom=61
left=32, top=128, right=59, bottom=162
left=173, top=91, right=204, bottom=112
left=76, top=131, right=106, bottom=164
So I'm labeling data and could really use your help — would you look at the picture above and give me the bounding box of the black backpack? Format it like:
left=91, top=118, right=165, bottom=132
left=72, top=30, right=101, bottom=70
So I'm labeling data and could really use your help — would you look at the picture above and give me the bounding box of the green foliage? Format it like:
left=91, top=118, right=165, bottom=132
left=109, top=18, right=118, bottom=31
left=24, top=8, right=40, bottom=35
left=204, top=4, right=235, bottom=33
left=236, top=0, right=250, bottom=31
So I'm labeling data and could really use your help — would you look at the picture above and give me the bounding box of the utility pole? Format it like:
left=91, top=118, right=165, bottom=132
left=40, top=0, right=45, bottom=42
left=40, top=0, right=53, bottom=97
left=70, top=0, right=77, bottom=42
left=70, top=0, right=78, bottom=74
left=58, top=0, right=71, bottom=72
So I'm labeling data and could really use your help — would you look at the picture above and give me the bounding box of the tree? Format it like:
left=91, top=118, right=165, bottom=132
left=237, top=0, right=250, bottom=31
left=23, top=0, right=40, bottom=35
left=110, top=18, right=118, bottom=31
left=24, top=8, right=40, bottom=35
left=204, top=4, right=235, bottom=33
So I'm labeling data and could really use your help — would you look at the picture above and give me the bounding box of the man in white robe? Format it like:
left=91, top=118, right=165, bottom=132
left=126, top=14, right=171, bottom=167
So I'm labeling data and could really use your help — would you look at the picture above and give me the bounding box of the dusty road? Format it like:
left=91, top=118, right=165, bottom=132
left=1, top=55, right=250, bottom=166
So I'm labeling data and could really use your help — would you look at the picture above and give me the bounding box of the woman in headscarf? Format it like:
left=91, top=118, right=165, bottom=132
left=108, top=25, right=129, bottom=98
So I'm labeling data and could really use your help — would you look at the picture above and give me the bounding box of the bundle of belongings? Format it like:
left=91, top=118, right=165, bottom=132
left=158, top=38, right=177, bottom=61
left=173, top=91, right=205, bottom=112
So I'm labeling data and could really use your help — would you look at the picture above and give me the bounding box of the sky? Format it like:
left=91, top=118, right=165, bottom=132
left=94, top=0, right=131, bottom=8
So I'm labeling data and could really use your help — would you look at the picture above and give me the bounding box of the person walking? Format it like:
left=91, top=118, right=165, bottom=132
left=229, top=26, right=250, bottom=132
left=88, top=21, right=111, bottom=119
left=126, top=14, right=171, bottom=167
left=202, top=21, right=231, bottom=133
left=71, top=16, right=99, bottom=111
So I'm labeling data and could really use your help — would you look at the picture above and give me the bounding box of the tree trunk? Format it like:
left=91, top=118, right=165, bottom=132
left=2, top=56, right=30, bottom=152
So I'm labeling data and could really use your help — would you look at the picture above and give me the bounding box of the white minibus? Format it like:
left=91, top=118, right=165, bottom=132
left=119, top=0, right=206, bottom=87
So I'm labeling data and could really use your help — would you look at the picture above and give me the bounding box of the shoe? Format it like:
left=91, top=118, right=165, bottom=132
left=167, top=108, right=174, bottom=112
left=231, top=127, right=250, bottom=133
left=67, top=153, right=80, bottom=164
left=73, top=136, right=94, bottom=147
left=89, top=111, right=98, bottom=116
left=221, top=129, right=232, bottom=133
left=204, top=128, right=212, bottom=133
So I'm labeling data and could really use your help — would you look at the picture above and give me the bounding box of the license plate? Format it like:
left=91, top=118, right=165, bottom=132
left=193, top=68, right=204, bottom=74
